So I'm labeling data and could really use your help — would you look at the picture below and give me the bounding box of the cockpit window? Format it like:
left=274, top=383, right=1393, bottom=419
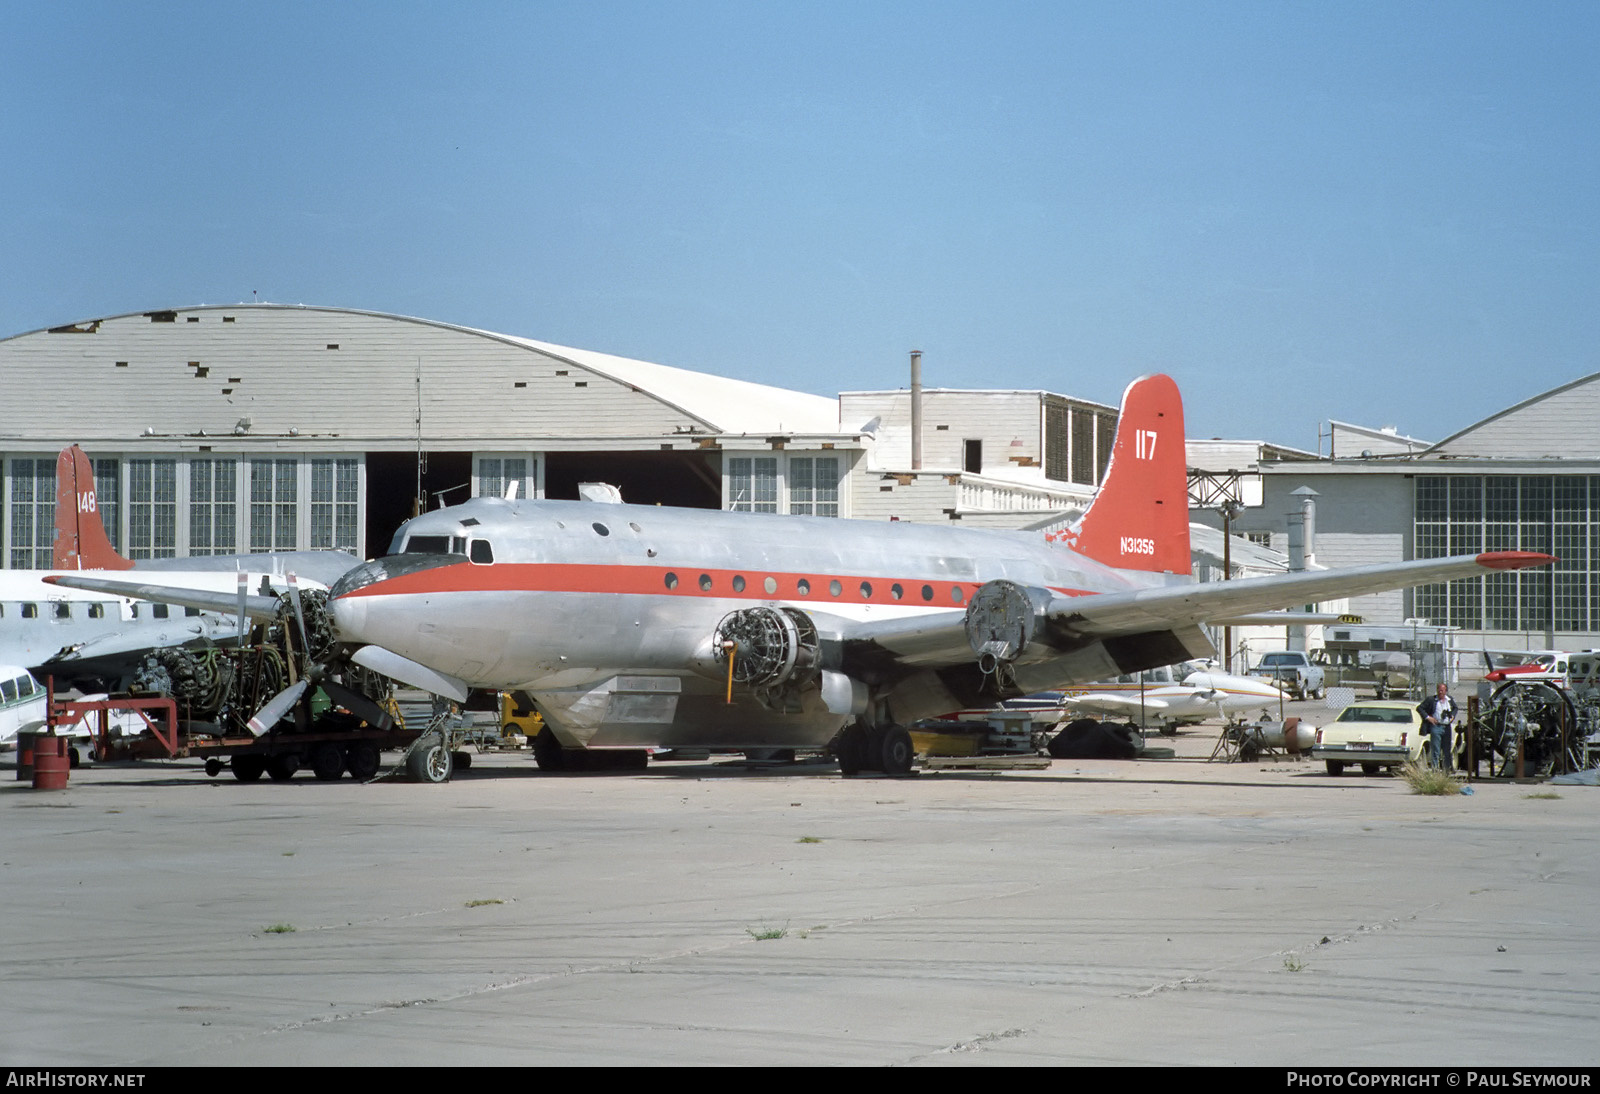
left=403, top=535, right=454, bottom=554
left=469, top=540, right=494, bottom=564
left=401, top=533, right=479, bottom=558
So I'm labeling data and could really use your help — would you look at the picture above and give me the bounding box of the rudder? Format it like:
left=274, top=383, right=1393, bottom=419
left=1049, top=374, right=1190, bottom=575
left=53, top=445, right=134, bottom=570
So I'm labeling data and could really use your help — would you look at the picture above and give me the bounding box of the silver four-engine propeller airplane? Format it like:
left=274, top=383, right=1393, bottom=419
left=51, top=373, right=1553, bottom=776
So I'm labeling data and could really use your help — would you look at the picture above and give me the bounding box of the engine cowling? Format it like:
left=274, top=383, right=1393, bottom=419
left=713, top=606, right=821, bottom=695
left=964, top=579, right=1053, bottom=675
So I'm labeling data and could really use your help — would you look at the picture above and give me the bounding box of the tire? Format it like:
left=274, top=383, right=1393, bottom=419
left=205, top=757, right=224, bottom=778
left=1325, top=760, right=1345, bottom=777
left=309, top=742, right=344, bottom=781
left=877, top=725, right=914, bottom=775
left=345, top=741, right=380, bottom=781
left=407, top=740, right=452, bottom=783
left=267, top=753, right=301, bottom=781
left=452, top=750, right=472, bottom=771
left=532, top=728, right=567, bottom=772
left=1360, top=762, right=1380, bottom=776
left=231, top=754, right=266, bottom=782
left=836, top=723, right=868, bottom=777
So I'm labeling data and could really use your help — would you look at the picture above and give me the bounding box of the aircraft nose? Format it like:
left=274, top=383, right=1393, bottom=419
left=329, top=560, right=389, bottom=643
left=329, top=558, right=389, bottom=599
left=330, top=590, right=366, bottom=643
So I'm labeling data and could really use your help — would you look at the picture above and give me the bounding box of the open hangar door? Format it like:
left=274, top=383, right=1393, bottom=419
left=364, top=451, right=473, bottom=557
left=362, top=449, right=721, bottom=559
left=544, top=450, right=721, bottom=509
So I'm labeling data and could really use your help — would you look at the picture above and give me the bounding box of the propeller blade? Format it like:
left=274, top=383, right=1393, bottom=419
left=286, top=572, right=308, bottom=653
left=236, top=572, right=249, bottom=648
left=321, top=679, right=395, bottom=732
left=349, top=645, right=469, bottom=703
left=247, top=680, right=309, bottom=736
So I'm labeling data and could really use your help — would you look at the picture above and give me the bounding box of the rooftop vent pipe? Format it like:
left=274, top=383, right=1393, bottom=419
left=910, top=350, right=922, bottom=470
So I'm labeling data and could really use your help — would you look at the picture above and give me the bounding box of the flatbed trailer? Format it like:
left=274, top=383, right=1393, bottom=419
left=49, top=690, right=422, bottom=782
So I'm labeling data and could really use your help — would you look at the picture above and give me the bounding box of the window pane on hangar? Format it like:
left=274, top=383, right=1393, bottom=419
left=6, top=457, right=54, bottom=568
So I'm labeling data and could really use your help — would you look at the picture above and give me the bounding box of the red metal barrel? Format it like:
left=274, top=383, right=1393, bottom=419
left=16, top=731, right=38, bottom=781
left=31, top=735, right=69, bottom=791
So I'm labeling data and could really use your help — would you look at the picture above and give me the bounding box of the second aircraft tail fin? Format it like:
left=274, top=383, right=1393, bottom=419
left=53, top=445, right=135, bottom=571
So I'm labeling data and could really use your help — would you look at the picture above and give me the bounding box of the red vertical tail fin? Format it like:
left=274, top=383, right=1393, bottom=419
left=1049, top=374, right=1190, bottom=575
left=52, top=445, right=134, bottom=571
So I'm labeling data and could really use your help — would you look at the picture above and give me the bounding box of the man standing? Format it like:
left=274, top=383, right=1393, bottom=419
left=1418, top=683, right=1458, bottom=769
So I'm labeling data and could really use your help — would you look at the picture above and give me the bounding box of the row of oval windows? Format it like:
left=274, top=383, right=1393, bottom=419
left=662, top=572, right=966, bottom=604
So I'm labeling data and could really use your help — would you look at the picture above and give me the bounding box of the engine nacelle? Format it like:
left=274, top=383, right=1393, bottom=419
left=964, top=579, right=1053, bottom=676
left=713, top=606, right=821, bottom=696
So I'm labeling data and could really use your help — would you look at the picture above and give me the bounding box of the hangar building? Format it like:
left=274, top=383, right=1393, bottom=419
left=1213, top=372, right=1600, bottom=652
left=0, top=304, right=1115, bottom=567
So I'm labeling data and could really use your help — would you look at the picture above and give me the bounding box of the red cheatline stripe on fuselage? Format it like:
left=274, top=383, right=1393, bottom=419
left=337, top=560, right=1095, bottom=606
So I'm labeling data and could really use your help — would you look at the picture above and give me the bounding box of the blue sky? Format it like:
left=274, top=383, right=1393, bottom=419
left=3, top=1, right=1596, bottom=448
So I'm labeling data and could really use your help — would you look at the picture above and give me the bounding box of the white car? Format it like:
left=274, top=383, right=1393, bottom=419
left=1248, top=651, right=1326, bottom=700
left=1311, top=700, right=1427, bottom=776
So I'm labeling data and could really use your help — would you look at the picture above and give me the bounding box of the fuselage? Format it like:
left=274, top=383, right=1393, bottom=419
left=4, top=569, right=321, bottom=686
left=330, top=497, right=1187, bottom=749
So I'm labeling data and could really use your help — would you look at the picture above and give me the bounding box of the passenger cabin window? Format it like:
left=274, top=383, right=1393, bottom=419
left=53, top=602, right=71, bottom=620
left=21, top=603, right=38, bottom=619
left=153, top=604, right=169, bottom=619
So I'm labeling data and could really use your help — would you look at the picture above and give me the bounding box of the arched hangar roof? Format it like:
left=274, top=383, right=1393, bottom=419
left=0, top=304, right=843, bottom=447
left=1426, top=371, right=1600, bottom=459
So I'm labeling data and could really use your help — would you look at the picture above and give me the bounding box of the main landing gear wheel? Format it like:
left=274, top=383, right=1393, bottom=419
left=836, top=723, right=913, bottom=776
left=876, top=725, right=914, bottom=775
left=533, top=728, right=568, bottom=772
left=407, top=739, right=453, bottom=783
left=835, top=723, right=867, bottom=777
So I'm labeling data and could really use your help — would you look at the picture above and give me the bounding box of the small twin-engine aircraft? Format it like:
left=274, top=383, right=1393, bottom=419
left=1054, top=663, right=1289, bottom=731
left=50, top=374, right=1554, bottom=776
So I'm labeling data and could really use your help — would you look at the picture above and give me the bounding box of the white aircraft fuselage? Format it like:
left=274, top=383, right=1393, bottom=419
left=331, top=499, right=1186, bottom=750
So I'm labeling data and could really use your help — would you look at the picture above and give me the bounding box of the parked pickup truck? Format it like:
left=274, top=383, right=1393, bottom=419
left=1247, top=651, right=1326, bottom=700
